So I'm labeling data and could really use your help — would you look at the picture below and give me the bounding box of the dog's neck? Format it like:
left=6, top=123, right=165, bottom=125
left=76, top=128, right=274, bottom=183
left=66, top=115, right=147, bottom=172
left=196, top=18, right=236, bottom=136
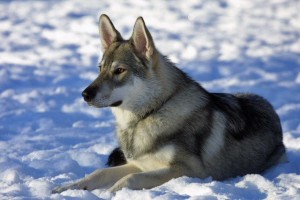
left=111, top=83, right=177, bottom=130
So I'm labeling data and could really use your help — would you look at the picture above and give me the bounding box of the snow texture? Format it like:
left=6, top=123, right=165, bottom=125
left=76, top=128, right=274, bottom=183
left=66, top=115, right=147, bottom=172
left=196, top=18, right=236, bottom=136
left=0, top=0, right=300, bottom=199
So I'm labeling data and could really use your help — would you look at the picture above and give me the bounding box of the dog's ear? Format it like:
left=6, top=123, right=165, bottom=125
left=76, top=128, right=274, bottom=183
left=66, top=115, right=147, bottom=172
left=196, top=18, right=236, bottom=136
left=131, top=17, right=155, bottom=60
left=99, top=14, right=122, bottom=51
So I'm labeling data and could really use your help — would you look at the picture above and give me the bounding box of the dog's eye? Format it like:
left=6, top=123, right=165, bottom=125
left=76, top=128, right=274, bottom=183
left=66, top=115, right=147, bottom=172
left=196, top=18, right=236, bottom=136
left=97, top=65, right=102, bottom=73
left=114, top=68, right=126, bottom=75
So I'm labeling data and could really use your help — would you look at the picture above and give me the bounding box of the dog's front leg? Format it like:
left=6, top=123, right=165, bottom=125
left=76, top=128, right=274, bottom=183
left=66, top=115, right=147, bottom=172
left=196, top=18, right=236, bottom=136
left=52, top=163, right=141, bottom=193
left=108, top=165, right=188, bottom=192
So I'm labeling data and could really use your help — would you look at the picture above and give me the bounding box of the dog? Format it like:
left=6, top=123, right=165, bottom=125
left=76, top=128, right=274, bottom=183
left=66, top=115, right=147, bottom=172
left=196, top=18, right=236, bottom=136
left=52, top=14, right=286, bottom=193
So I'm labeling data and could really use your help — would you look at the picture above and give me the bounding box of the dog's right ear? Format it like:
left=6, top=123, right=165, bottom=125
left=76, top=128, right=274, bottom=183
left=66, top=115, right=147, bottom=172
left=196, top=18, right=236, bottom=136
left=98, top=14, right=122, bottom=51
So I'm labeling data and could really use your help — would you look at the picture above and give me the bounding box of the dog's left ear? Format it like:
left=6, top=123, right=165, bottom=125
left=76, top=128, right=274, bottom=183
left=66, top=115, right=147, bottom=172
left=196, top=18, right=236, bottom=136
left=131, top=17, right=155, bottom=60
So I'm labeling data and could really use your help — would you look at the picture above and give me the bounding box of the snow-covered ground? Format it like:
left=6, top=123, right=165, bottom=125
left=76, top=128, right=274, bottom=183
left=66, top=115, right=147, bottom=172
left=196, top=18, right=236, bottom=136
left=0, top=0, right=300, bottom=199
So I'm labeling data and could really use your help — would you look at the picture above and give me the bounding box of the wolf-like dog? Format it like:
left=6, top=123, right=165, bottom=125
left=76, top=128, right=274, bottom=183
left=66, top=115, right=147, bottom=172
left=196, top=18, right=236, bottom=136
left=52, top=14, right=286, bottom=193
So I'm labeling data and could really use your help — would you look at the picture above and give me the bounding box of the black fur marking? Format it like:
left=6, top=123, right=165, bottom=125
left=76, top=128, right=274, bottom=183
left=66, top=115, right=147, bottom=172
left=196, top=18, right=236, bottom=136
left=211, top=93, right=282, bottom=141
left=106, top=147, right=127, bottom=167
left=211, top=93, right=247, bottom=140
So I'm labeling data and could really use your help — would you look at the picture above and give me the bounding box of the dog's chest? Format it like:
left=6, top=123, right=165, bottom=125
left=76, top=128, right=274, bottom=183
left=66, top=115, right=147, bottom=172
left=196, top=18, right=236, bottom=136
left=117, top=124, right=137, bottom=158
left=112, top=108, right=169, bottom=159
left=117, top=120, right=157, bottom=159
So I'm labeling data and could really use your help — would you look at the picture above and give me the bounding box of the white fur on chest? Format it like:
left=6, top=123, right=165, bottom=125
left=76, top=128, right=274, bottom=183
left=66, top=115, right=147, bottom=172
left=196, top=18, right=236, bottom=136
left=111, top=108, right=136, bottom=130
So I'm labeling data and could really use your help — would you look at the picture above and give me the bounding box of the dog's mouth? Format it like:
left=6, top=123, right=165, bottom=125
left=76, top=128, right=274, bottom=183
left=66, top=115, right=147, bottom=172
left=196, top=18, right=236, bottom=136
left=110, top=101, right=122, bottom=107
left=86, top=100, right=122, bottom=108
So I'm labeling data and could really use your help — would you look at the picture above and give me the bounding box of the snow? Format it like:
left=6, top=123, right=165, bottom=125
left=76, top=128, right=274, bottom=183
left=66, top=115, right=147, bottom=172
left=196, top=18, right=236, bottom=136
left=0, top=0, right=299, bottom=199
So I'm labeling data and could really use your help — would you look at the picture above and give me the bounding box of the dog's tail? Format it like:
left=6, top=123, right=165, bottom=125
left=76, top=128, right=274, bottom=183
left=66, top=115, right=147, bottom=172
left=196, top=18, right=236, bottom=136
left=106, top=147, right=127, bottom=167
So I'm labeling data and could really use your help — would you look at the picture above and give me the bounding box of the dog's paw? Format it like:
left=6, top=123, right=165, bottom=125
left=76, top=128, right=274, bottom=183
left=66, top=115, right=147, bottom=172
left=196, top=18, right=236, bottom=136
left=52, top=183, right=83, bottom=194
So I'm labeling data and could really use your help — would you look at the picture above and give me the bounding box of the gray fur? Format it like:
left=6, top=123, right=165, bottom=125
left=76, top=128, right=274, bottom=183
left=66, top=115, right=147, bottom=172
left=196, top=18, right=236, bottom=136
left=52, top=14, right=285, bottom=193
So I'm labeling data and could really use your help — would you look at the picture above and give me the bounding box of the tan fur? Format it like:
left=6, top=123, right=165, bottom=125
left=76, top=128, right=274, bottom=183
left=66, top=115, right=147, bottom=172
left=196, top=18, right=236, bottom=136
left=109, top=164, right=188, bottom=192
left=52, top=164, right=141, bottom=193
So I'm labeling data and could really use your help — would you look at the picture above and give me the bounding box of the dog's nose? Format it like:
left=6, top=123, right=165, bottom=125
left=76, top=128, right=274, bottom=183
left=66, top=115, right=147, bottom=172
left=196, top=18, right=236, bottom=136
left=82, top=91, right=90, bottom=102
left=82, top=88, right=97, bottom=102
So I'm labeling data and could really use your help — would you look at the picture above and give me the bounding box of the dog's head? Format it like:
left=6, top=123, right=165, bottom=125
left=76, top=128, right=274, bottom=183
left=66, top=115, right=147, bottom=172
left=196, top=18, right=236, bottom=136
left=82, top=15, right=162, bottom=111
